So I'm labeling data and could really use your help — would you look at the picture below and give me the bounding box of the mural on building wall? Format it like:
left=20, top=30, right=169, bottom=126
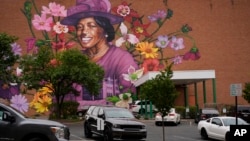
left=0, top=0, right=200, bottom=114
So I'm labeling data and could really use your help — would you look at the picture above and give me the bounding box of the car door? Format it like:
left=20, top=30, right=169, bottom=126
left=0, top=107, right=14, bottom=141
left=89, top=107, right=99, bottom=133
left=209, top=118, right=226, bottom=140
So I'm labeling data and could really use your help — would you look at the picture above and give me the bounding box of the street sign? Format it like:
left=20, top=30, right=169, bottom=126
left=230, top=83, right=242, bottom=96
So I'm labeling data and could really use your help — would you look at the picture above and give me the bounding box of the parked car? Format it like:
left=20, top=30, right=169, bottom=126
left=155, top=108, right=181, bottom=126
left=197, top=116, right=249, bottom=141
left=226, top=105, right=250, bottom=123
left=83, top=105, right=147, bottom=141
left=0, top=103, right=70, bottom=141
left=131, top=100, right=156, bottom=114
left=195, top=108, right=219, bottom=123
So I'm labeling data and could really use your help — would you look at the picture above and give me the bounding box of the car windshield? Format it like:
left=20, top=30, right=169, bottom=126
left=105, top=108, right=135, bottom=118
left=222, top=118, right=248, bottom=126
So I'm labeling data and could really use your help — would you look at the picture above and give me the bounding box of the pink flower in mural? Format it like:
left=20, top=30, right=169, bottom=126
left=112, top=1, right=140, bottom=23
left=16, top=67, right=22, bottom=77
left=155, top=35, right=169, bottom=48
left=115, top=23, right=139, bottom=47
left=172, top=55, right=183, bottom=65
left=169, top=36, right=185, bottom=51
left=11, top=42, right=22, bottom=56
left=42, top=2, right=67, bottom=17
left=32, top=14, right=53, bottom=31
left=183, top=47, right=201, bottom=60
left=53, top=22, right=69, bottom=34
left=25, top=37, right=37, bottom=53
left=148, top=10, right=167, bottom=22
left=10, top=94, right=29, bottom=113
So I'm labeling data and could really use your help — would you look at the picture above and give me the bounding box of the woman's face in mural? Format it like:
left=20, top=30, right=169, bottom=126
left=76, top=17, right=106, bottom=50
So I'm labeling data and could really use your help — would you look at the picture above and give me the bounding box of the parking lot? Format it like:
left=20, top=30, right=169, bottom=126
left=67, top=119, right=211, bottom=141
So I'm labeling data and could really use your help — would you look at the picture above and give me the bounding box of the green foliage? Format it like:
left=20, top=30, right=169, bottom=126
left=106, top=96, right=120, bottom=105
left=242, top=82, right=250, bottom=103
left=49, top=101, right=79, bottom=119
left=0, top=32, right=19, bottom=83
left=19, top=46, right=104, bottom=118
left=140, top=63, right=179, bottom=117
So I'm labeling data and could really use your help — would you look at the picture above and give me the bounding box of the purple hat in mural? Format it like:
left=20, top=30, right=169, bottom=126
left=61, top=0, right=123, bottom=25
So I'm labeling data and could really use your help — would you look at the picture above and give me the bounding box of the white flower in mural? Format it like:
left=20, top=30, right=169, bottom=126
left=122, top=65, right=144, bottom=83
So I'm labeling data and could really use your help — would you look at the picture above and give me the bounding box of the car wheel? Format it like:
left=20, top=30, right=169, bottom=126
left=27, top=137, right=45, bottom=141
left=225, top=132, right=230, bottom=141
left=155, top=122, right=160, bottom=126
left=201, top=128, right=208, bottom=139
left=84, top=123, right=92, bottom=138
left=103, top=128, right=113, bottom=141
left=139, top=109, right=145, bottom=114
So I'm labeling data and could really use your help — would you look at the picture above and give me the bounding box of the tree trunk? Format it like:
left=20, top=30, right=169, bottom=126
left=162, top=118, right=165, bottom=141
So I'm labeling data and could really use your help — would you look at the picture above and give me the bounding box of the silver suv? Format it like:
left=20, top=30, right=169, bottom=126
left=0, top=103, right=70, bottom=141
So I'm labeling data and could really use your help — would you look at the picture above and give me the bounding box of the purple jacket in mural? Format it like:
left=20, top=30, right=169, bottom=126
left=76, top=45, right=139, bottom=106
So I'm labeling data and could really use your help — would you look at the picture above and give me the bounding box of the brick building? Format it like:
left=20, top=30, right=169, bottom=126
left=0, top=0, right=249, bottom=113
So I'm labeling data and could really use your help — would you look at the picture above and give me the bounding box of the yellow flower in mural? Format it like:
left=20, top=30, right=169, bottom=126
left=33, top=94, right=52, bottom=113
left=39, top=83, right=54, bottom=94
left=29, top=84, right=53, bottom=113
left=136, top=41, right=159, bottom=59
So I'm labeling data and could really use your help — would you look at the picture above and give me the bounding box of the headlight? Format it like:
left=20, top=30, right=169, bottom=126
left=141, top=125, right=146, bottom=129
left=112, top=124, right=121, bottom=128
left=50, top=126, right=65, bottom=139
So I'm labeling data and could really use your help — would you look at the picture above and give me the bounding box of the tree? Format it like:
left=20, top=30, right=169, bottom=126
left=19, top=46, right=104, bottom=118
left=242, top=82, right=250, bottom=103
left=140, top=63, right=178, bottom=141
left=0, top=33, right=19, bottom=84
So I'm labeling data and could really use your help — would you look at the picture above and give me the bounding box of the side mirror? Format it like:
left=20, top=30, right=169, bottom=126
left=98, top=114, right=105, bottom=119
left=2, top=111, right=15, bottom=123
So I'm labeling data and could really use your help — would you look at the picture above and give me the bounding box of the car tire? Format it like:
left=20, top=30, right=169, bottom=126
left=155, top=122, right=161, bottom=126
left=27, top=137, right=46, bottom=141
left=201, top=128, right=208, bottom=139
left=139, top=109, right=145, bottom=114
left=103, top=128, right=113, bottom=141
left=84, top=123, right=92, bottom=138
left=225, top=132, right=230, bottom=141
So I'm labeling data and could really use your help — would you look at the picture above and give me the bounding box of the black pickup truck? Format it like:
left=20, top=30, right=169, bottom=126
left=0, top=103, right=70, bottom=141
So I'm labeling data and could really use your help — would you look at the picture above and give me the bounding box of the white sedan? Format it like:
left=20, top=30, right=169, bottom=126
left=197, top=116, right=249, bottom=141
left=155, top=108, right=181, bottom=126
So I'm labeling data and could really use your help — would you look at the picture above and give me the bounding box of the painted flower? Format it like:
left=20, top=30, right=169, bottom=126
left=172, top=55, right=183, bottom=65
left=11, top=42, right=22, bottom=56
left=115, top=93, right=132, bottom=109
left=155, top=35, right=169, bottom=48
left=183, top=47, right=201, bottom=60
left=42, top=2, right=67, bottom=17
left=115, top=23, right=139, bottom=47
left=25, top=37, right=36, bottom=53
left=169, top=36, right=185, bottom=51
left=136, top=42, right=159, bottom=59
left=142, top=58, right=160, bottom=74
left=32, top=14, right=53, bottom=31
left=10, top=94, right=29, bottom=113
left=53, top=22, right=69, bottom=34
left=122, top=65, right=144, bottom=83
left=16, top=67, right=22, bottom=76
left=33, top=94, right=52, bottom=113
left=51, top=39, right=75, bottom=51
left=112, top=1, right=140, bottom=23
left=29, top=84, right=53, bottom=114
left=131, top=20, right=151, bottom=38
left=148, top=10, right=167, bottom=22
